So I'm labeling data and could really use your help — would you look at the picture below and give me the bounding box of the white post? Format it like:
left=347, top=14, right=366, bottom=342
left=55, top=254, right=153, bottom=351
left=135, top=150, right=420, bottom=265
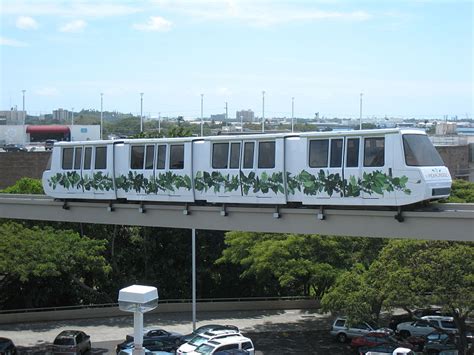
left=133, top=312, right=144, bottom=355
left=240, top=113, right=243, bottom=133
left=100, top=93, right=104, bottom=139
left=192, top=228, right=196, bottom=330
left=71, top=108, right=74, bottom=126
left=225, top=102, right=228, bottom=127
left=291, top=97, right=294, bottom=133
left=359, top=92, right=363, bottom=130
left=262, top=91, right=265, bottom=133
left=140, top=93, right=144, bottom=133
left=22, top=90, right=26, bottom=126
left=200, top=94, right=204, bottom=137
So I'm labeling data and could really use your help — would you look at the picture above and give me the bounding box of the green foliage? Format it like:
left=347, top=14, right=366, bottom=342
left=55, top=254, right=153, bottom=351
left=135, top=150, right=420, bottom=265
left=0, top=222, right=111, bottom=308
left=0, top=177, right=44, bottom=194
left=48, top=172, right=114, bottom=191
left=444, top=179, right=474, bottom=203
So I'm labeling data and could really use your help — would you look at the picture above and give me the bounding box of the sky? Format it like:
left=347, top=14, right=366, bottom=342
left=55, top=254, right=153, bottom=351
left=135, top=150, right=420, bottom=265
left=0, top=0, right=472, bottom=120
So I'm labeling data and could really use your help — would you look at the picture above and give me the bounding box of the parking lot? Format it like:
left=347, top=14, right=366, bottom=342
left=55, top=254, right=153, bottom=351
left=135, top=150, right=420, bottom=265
left=1, top=309, right=356, bottom=354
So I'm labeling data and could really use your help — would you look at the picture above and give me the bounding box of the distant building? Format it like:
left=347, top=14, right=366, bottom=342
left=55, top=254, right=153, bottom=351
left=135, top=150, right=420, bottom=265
left=236, top=109, right=254, bottom=122
left=52, top=108, right=70, bottom=121
left=436, top=122, right=457, bottom=135
left=0, top=109, right=26, bottom=125
left=210, top=113, right=226, bottom=121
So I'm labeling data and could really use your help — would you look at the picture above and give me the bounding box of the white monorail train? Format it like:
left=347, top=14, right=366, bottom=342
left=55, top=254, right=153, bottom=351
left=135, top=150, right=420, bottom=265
left=42, top=128, right=452, bottom=207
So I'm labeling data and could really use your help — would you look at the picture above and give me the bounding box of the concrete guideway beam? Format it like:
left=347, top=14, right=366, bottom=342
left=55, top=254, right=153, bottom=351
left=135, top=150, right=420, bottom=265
left=0, top=194, right=473, bottom=241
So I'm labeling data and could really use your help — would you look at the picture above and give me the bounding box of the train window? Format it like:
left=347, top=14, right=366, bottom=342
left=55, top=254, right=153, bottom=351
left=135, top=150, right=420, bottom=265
left=229, top=142, right=240, bottom=169
left=403, top=134, right=444, bottom=166
left=95, top=146, right=107, bottom=169
left=309, top=140, right=329, bottom=168
left=131, top=146, right=145, bottom=169
left=84, top=147, right=92, bottom=170
left=258, top=141, right=275, bottom=169
left=346, top=138, right=360, bottom=167
left=145, top=145, right=155, bottom=170
left=74, top=147, right=82, bottom=170
left=364, top=137, right=385, bottom=167
left=170, top=144, right=184, bottom=169
left=62, top=148, right=73, bottom=170
left=212, top=143, right=229, bottom=169
left=156, top=145, right=166, bottom=169
left=330, top=139, right=343, bottom=168
left=243, top=142, right=255, bottom=169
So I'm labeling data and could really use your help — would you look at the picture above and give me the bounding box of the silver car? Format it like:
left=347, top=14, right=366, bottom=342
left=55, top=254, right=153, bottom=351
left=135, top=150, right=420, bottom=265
left=329, top=317, right=376, bottom=343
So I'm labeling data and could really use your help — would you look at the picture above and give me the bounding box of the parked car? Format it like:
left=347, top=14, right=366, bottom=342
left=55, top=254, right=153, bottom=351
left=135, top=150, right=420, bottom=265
left=0, top=337, right=17, bottom=355
left=116, top=338, right=178, bottom=354
left=389, top=308, right=445, bottom=330
left=423, top=331, right=458, bottom=355
left=3, top=144, right=27, bottom=152
left=397, top=317, right=457, bottom=338
left=118, top=347, right=174, bottom=355
left=177, top=329, right=241, bottom=354
left=52, top=330, right=91, bottom=355
left=350, top=331, right=415, bottom=351
left=330, top=317, right=377, bottom=343
left=125, top=328, right=183, bottom=344
left=181, top=324, right=239, bottom=343
left=189, top=334, right=254, bottom=355
left=358, top=344, right=416, bottom=354
left=45, top=139, right=57, bottom=151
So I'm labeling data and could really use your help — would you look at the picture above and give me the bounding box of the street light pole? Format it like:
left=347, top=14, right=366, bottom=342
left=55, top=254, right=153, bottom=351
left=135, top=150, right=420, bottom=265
left=71, top=108, right=74, bottom=125
left=225, top=101, right=228, bottom=127
left=22, top=90, right=26, bottom=126
left=291, top=97, right=294, bottom=133
left=140, top=93, right=144, bottom=133
left=100, top=93, right=104, bottom=139
left=240, top=113, right=243, bottom=133
left=158, top=112, right=161, bottom=134
left=359, top=92, right=363, bottom=130
left=262, top=91, right=265, bottom=133
left=200, top=94, right=204, bottom=137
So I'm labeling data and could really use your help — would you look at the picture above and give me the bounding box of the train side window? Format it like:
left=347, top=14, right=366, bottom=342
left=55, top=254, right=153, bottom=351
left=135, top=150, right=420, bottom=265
left=258, top=141, right=275, bottom=169
left=243, top=142, right=255, bottom=169
left=62, top=148, right=73, bottom=170
left=95, top=146, right=107, bottom=169
left=229, top=142, right=240, bottom=169
left=170, top=144, right=184, bottom=169
left=156, top=145, right=166, bottom=169
left=212, top=143, right=229, bottom=169
left=364, top=137, right=385, bottom=167
left=84, top=147, right=92, bottom=170
left=330, top=139, right=343, bottom=168
left=145, top=145, right=155, bottom=170
left=131, top=146, right=145, bottom=169
left=74, top=147, right=82, bottom=170
left=309, top=139, right=329, bottom=168
left=346, top=138, right=360, bottom=167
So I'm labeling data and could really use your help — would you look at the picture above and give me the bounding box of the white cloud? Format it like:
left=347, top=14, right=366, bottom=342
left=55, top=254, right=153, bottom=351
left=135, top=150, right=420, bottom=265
left=35, top=87, right=60, bottom=97
left=0, top=36, right=28, bottom=47
left=16, top=16, right=39, bottom=30
left=133, top=16, right=173, bottom=31
left=59, top=20, right=87, bottom=33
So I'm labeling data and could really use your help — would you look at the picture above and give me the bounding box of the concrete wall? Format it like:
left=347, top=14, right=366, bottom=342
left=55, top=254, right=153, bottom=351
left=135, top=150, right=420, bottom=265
left=436, top=145, right=470, bottom=180
left=0, top=299, right=320, bottom=324
left=0, top=151, right=51, bottom=189
left=0, top=125, right=26, bottom=145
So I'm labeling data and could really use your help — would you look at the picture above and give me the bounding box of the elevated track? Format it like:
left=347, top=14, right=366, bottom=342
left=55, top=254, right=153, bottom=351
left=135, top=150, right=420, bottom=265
left=0, top=194, right=472, bottom=241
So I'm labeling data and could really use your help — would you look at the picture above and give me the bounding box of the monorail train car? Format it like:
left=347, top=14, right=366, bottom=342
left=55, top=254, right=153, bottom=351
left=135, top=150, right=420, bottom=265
left=42, top=128, right=452, bottom=207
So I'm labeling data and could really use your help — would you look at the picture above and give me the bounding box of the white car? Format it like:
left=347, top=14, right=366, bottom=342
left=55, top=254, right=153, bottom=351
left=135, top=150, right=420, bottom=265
left=396, top=316, right=457, bottom=337
left=189, top=334, right=254, bottom=355
left=177, top=329, right=240, bottom=354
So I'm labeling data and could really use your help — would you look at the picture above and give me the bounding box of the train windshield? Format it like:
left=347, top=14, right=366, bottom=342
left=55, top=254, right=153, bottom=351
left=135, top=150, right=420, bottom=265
left=403, top=134, right=444, bottom=166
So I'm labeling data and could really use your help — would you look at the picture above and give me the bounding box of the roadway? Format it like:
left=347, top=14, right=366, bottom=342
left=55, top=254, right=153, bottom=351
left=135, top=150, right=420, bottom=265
left=0, top=194, right=473, bottom=240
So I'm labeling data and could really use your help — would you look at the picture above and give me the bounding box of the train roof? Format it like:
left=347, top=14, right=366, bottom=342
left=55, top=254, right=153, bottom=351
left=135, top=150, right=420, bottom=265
left=53, top=128, right=427, bottom=146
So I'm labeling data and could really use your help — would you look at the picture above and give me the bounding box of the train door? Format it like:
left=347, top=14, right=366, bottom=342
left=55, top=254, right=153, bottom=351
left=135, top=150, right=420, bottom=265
left=167, top=142, right=194, bottom=201
left=343, top=137, right=362, bottom=201
left=239, top=140, right=257, bottom=199
left=61, top=145, right=84, bottom=195
left=208, top=141, right=243, bottom=202
left=129, top=144, right=156, bottom=199
left=154, top=144, right=169, bottom=198
left=91, top=145, right=108, bottom=197
left=306, top=137, right=344, bottom=203
left=361, top=136, right=390, bottom=203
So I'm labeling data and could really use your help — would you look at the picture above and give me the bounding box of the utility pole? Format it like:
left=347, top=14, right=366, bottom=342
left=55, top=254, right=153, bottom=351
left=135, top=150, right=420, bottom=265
left=200, top=94, right=204, bottom=137
left=291, top=97, right=295, bottom=133
left=359, top=92, right=363, bottom=130
left=140, top=93, right=144, bottom=133
left=100, top=93, right=104, bottom=139
left=262, top=91, right=265, bottom=133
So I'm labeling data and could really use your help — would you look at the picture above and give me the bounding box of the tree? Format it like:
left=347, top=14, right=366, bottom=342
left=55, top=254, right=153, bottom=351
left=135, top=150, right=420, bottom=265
left=444, top=180, right=474, bottom=203
left=0, top=222, right=111, bottom=309
left=0, top=177, right=44, bottom=194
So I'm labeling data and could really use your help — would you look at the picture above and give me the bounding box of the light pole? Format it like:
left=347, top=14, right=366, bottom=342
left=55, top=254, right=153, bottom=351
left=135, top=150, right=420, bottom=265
left=140, top=93, right=144, bottom=133
left=291, top=97, right=294, bottom=133
left=359, top=92, right=363, bottom=130
left=71, top=108, right=74, bottom=125
left=100, top=93, right=104, bottom=139
left=200, top=94, right=204, bottom=137
left=262, top=91, right=265, bottom=133
left=21, top=90, right=26, bottom=125
left=240, top=113, right=243, bottom=133
left=225, top=101, right=228, bottom=127
left=158, top=112, right=161, bottom=134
